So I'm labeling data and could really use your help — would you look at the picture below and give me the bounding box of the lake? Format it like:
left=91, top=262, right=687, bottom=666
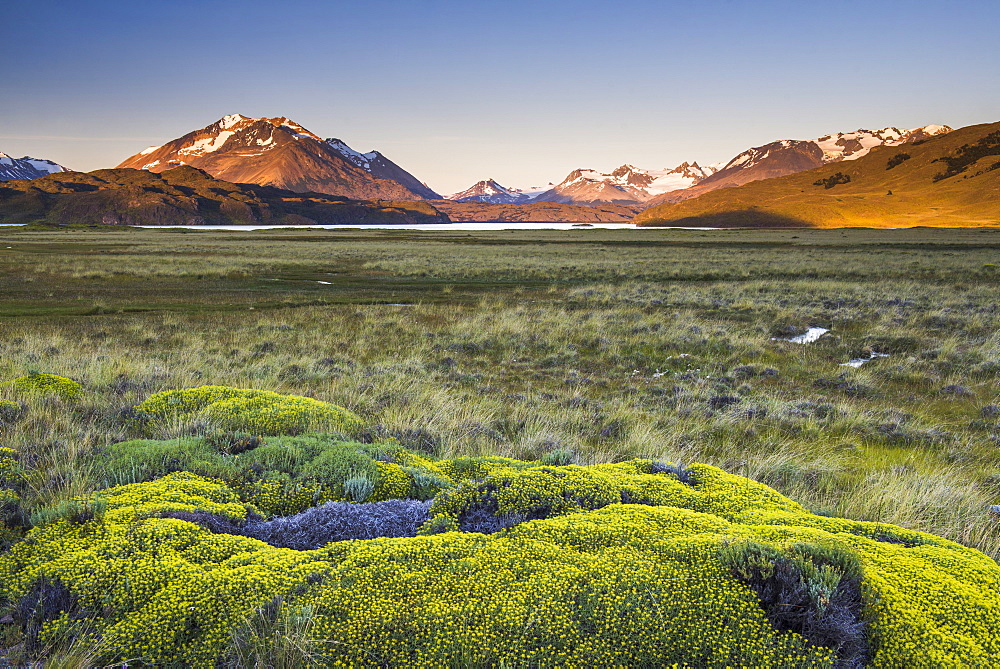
left=0, top=222, right=724, bottom=231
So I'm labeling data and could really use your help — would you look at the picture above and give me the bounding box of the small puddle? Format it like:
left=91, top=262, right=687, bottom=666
left=316, top=281, right=332, bottom=285
left=773, top=327, right=830, bottom=344
left=841, top=352, right=890, bottom=368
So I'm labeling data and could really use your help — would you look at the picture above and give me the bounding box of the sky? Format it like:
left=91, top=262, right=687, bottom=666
left=2, top=0, right=999, bottom=195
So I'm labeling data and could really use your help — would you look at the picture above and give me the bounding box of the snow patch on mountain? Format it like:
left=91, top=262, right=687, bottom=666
left=530, top=162, right=719, bottom=205
left=812, top=126, right=950, bottom=163
left=723, top=125, right=952, bottom=173
left=179, top=131, right=237, bottom=156
left=326, top=138, right=378, bottom=172
left=0, top=153, right=68, bottom=181
left=219, top=114, right=250, bottom=130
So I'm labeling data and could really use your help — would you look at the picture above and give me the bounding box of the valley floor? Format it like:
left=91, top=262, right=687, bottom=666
left=1, top=225, right=998, bottom=559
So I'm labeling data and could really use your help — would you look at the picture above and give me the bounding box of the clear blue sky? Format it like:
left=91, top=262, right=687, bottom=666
left=2, top=0, right=998, bottom=195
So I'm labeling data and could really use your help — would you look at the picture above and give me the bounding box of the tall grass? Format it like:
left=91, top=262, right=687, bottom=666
left=0, top=226, right=998, bottom=558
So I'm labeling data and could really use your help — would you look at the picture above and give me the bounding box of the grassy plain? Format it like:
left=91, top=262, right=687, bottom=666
left=1, top=224, right=999, bottom=564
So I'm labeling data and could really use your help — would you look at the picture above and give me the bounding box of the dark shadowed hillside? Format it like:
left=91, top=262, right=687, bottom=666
left=0, top=166, right=449, bottom=226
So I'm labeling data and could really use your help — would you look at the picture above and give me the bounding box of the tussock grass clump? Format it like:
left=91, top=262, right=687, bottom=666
left=721, top=539, right=867, bottom=667
left=0, top=447, right=29, bottom=547
left=135, top=385, right=363, bottom=436
left=0, top=399, right=26, bottom=423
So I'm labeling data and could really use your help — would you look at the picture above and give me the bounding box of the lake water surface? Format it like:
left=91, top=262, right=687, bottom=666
left=0, top=222, right=725, bottom=231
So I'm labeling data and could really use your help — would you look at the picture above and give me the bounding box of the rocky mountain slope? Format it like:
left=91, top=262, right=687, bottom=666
left=0, top=166, right=449, bottom=226
left=634, top=121, right=999, bottom=228
left=0, top=153, right=67, bottom=181
left=530, top=162, right=718, bottom=207
left=117, top=115, right=437, bottom=200
left=644, top=125, right=952, bottom=207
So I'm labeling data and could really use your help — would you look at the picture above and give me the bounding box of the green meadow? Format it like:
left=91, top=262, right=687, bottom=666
left=1, top=224, right=999, bottom=665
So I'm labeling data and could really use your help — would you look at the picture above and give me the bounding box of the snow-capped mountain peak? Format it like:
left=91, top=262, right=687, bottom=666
left=529, top=161, right=719, bottom=206
left=813, top=125, right=952, bottom=163
left=0, top=153, right=68, bottom=181
left=127, top=115, right=332, bottom=167
left=721, top=124, right=953, bottom=173
left=449, top=179, right=530, bottom=204
left=116, top=114, right=439, bottom=200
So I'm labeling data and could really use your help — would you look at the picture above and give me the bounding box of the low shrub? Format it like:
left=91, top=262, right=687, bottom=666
left=342, top=476, right=375, bottom=502
left=9, top=373, right=84, bottom=401
left=539, top=448, right=575, bottom=466
left=97, top=435, right=497, bottom=517
left=242, top=499, right=432, bottom=549
left=813, top=172, right=851, bottom=189
left=205, top=430, right=265, bottom=455
left=420, top=460, right=773, bottom=535
left=135, top=385, right=363, bottom=436
left=720, top=539, right=867, bottom=666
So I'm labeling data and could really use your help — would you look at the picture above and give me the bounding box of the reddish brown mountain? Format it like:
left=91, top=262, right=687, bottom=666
left=643, top=125, right=952, bottom=208
left=117, top=115, right=438, bottom=200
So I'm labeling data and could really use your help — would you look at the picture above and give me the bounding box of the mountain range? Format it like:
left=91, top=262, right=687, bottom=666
left=642, top=125, right=953, bottom=207
left=5, top=116, right=993, bottom=227
left=635, top=121, right=1000, bottom=228
left=0, top=153, right=67, bottom=181
left=442, top=126, right=949, bottom=209
left=116, top=114, right=438, bottom=201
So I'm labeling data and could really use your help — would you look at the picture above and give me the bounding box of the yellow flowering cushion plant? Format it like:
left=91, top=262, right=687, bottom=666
left=134, top=385, right=362, bottom=435
left=9, top=373, right=83, bottom=401
left=1, top=461, right=997, bottom=666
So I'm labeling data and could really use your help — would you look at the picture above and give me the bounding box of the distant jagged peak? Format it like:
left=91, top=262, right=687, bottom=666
left=218, top=113, right=251, bottom=130
left=212, top=113, right=320, bottom=139
left=540, top=161, right=717, bottom=205
left=325, top=138, right=379, bottom=171
left=0, top=152, right=68, bottom=181
left=812, top=124, right=952, bottom=163
left=716, top=124, right=953, bottom=175
left=449, top=178, right=528, bottom=204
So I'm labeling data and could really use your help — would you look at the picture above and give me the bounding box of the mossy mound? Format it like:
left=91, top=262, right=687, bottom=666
left=134, top=385, right=362, bottom=436
left=2, top=450, right=999, bottom=667
left=8, top=373, right=83, bottom=401
left=97, top=434, right=477, bottom=516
